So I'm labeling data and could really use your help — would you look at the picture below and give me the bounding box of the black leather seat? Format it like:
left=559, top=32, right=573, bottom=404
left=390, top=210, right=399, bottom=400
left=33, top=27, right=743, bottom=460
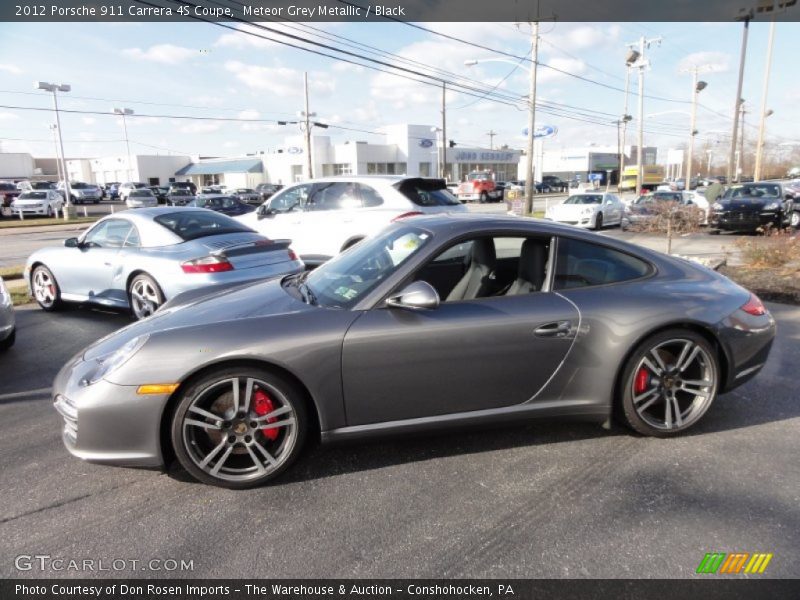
left=506, top=239, right=548, bottom=296
left=446, top=238, right=496, bottom=301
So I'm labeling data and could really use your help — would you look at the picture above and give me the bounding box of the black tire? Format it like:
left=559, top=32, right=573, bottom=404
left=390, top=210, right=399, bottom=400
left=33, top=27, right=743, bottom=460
left=594, top=212, right=603, bottom=230
left=128, top=273, right=165, bottom=320
left=708, top=228, right=721, bottom=235
left=619, top=329, right=719, bottom=438
left=46, top=205, right=54, bottom=218
left=479, top=192, right=488, bottom=204
left=170, top=367, right=308, bottom=489
left=30, top=264, right=63, bottom=311
left=0, top=328, right=14, bottom=351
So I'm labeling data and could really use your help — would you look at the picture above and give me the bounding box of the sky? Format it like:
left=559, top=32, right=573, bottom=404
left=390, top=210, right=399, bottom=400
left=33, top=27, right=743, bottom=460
left=0, top=19, right=798, bottom=168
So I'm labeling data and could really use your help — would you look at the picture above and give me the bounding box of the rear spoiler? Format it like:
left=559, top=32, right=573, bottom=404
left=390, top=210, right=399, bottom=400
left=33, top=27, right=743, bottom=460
left=212, top=238, right=292, bottom=257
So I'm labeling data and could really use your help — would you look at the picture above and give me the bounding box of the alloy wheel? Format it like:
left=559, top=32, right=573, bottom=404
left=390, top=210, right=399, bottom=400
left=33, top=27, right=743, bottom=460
left=32, top=267, right=57, bottom=308
left=181, top=377, right=298, bottom=484
left=630, top=338, right=717, bottom=432
left=791, top=211, right=799, bottom=229
left=130, top=277, right=161, bottom=319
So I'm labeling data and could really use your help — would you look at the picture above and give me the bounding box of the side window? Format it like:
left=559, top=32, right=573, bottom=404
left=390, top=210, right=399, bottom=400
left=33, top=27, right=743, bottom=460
left=414, top=235, right=551, bottom=302
left=308, top=182, right=362, bottom=211
left=269, top=184, right=311, bottom=213
left=358, top=184, right=384, bottom=207
left=83, top=219, right=134, bottom=249
left=124, top=225, right=141, bottom=248
left=554, top=238, right=651, bottom=290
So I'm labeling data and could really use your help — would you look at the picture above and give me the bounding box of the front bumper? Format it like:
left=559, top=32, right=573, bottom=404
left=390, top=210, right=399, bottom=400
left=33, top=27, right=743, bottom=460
left=11, top=205, right=48, bottom=215
left=52, top=355, right=169, bottom=467
left=710, top=210, right=781, bottom=231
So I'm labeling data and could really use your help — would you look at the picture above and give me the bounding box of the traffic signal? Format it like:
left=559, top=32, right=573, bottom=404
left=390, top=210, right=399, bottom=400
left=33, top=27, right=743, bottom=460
left=449, top=140, right=457, bottom=147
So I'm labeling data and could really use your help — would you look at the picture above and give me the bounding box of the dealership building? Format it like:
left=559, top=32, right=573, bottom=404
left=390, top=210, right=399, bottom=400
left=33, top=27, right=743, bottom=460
left=530, top=144, right=659, bottom=186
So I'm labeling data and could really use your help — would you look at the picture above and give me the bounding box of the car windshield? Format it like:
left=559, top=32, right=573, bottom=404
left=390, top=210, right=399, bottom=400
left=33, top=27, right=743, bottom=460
left=131, top=190, right=153, bottom=197
left=722, top=184, right=780, bottom=199
left=302, top=225, right=431, bottom=308
left=71, top=183, right=89, bottom=189
left=171, top=189, right=191, bottom=195
left=468, top=172, right=492, bottom=181
left=19, top=192, right=47, bottom=199
left=0, top=183, right=15, bottom=191
left=564, top=195, right=602, bottom=205
left=652, top=193, right=682, bottom=202
left=154, top=210, right=253, bottom=241
left=31, top=182, right=53, bottom=189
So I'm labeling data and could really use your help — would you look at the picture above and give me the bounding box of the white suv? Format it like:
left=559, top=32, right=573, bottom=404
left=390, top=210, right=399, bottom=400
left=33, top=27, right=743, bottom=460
left=236, top=176, right=466, bottom=264
left=118, top=182, right=148, bottom=202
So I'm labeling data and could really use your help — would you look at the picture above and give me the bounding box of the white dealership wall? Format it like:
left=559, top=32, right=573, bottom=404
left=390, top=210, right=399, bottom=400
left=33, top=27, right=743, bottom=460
left=85, top=155, right=191, bottom=185
left=0, top=153, right=36, bottom=179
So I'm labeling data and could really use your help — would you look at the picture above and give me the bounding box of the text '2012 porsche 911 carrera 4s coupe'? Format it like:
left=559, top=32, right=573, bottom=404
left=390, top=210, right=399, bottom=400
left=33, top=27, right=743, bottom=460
left=53, top=214, right=775, bottom=488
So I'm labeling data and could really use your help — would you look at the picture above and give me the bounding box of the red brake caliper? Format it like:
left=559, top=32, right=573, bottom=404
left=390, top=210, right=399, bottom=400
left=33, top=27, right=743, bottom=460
left=253, top=389, right=279, bottom=441
left=634, top=367, right=650, bottom=394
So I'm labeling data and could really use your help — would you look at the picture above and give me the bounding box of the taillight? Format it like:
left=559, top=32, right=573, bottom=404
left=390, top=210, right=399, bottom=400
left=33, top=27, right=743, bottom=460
left=180, top=256, right=234, bottom=274
left=288, top=248, right=298, bottom=261
left=391, top=211, right=423, bottom=222
left=740, top=293, right=767, bottom=316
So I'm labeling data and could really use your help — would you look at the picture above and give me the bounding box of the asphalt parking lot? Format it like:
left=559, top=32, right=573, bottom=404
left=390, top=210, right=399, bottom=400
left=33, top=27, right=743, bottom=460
left=1, top=302, right=798, bottom=578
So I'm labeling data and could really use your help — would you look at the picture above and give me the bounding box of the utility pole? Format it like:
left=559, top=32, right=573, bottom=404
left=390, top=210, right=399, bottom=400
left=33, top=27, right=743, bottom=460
left=48, top=124, right=63, bottom=184
left=727, top=14, right=751, bottom=183
left=620, top=66, right=631, bottom=174
left=523, top=20, right=540, bottom=215
left=486, top=130, right=497, bottom=150
left=739, top=102, right=747, bottom=180
left=37, top=81, right=73, bottom=220
left=626, top=36, right=661, bottom=194
left=113, top=108, right=134, bottom=181
left=754, top=19, right=776, bottom=181
left=303, top=72, right=313, bottom=180
left=441, top=82, right=447, bottom=179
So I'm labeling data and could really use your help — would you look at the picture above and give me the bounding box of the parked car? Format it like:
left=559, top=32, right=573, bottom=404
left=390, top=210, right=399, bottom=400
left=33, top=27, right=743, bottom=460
left=237, top=176, right=467, bottom=266
left=188, top=195, right=256, bottom=217
left=199, top=186, right=225, bottom=197
left=681, top=190, right=710, bottom=225
left=231, top=188, right=262, bottom=205
left=545, top=192, right=625, bottom=230
left=56, top=182, right=102, bottom=204
left=10, top=190, right=65, bottom=217
left=783, top=180, right=800, bottom=228
left=30, top=181, right=57, bottom=191
left=118, top=182, right=148, bottom=202
left=0, top=276, right=15, bottom=351
left=150, top=186, right=170, bottom=204
left=255, top=183, right=281, bottom=202
left=50, top=214, right=776, bottom=488
left=542, top=175, right=568, bottom=192
left=621, top=192, right=705, bottom=230
left=709, top=182, right=794, bottom=233
left=166, top=188, right=196, bottom=206
left=126, top=188, right=158, bottom=209
left=169, top=181, right=197, bottom=195
left=0, top=181, right=22, bottom=214
left=26, top=207, right=304, bottom=320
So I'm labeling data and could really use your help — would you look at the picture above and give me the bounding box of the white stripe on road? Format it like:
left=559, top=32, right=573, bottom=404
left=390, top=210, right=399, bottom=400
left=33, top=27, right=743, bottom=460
left=0, top=387, right=52, bottom=401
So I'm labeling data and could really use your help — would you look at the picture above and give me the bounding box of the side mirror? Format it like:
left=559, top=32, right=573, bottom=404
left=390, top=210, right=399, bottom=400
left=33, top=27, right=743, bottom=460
left=385, top=281, right=440, bottom=311
left=64, top=237, right=79, bottom=248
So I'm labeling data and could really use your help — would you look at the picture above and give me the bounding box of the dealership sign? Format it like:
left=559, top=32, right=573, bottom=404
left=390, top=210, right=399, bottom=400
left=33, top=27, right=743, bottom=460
left=418, top=138, right=434, bottom=148
left=454, top=151, right=516, bottom=163
left=522, top=124, right=558, bottom=139
left=286, top=147, right=303, bottom=154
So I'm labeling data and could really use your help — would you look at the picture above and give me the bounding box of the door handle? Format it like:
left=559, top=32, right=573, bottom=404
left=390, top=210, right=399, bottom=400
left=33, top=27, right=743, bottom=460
left=534, top=320, right=572, bottom=338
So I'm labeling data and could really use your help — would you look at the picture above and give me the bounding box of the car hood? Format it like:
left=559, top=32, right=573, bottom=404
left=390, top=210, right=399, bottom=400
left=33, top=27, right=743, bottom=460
left=81, top=277, right=311, bottom=361
left=550, top=203, right=598, bottom=216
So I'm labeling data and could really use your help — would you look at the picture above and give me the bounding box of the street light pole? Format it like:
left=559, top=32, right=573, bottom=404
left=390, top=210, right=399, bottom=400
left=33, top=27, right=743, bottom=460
left=626, top=36, right=660, bottom=194
left=754, top=19, right=776, bottom=181
left=620, top=66, right=631, bottom=174
left=686, top=71, right=707, bottom=191
left=303, top=72, right=313, bottom=180
left=441, top=82, right=447, bottom=179
left=37, top=81, right=72, bottom=220
left=523, top=20, right=540, bottom=215
left=48, top=124, right=63, bottom=184
left=113, top=107, right=134, bottom=182
left=739, top=102, right=747, bottom=180
left=727, top=14, right=751, bottom=183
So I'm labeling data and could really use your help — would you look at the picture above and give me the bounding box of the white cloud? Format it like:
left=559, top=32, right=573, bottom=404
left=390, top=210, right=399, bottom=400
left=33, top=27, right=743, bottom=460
left=678, top=51, right=730, bottom=74
left=0, top=112, right=20, bottom=121
left=179, top=122, right=222, bottom=134
left=0, top=64, right=22, bottom=75
left=537, top=57, right=588, bottom=84
left=82, top=117, right=96, bottom=125
left=123, top=44, right=196, bottom=65
left=332, top=62, right=365, bottom=74
left=224, top=61, right=335, bottom=97
left=223, top=141, right=240, bottom=149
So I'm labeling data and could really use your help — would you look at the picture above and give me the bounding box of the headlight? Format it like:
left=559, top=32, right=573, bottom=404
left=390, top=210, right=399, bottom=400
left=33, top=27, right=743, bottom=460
left=83, top=334, right=149, bottom=385
left=763, top=201, right=780, bottom=211
left=712, top=202, right=724, bottom=211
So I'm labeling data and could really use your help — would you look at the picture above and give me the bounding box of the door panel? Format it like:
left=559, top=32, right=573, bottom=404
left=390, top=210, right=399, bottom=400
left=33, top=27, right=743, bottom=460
left=342, top=292, right=579, bottom=425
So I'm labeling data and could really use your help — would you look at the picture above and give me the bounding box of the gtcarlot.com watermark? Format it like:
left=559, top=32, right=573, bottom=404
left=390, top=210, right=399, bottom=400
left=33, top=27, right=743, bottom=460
left=14, top=554, right=194, bottom=573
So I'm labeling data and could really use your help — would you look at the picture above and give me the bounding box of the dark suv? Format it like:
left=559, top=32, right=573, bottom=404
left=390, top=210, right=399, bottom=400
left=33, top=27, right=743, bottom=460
left=710, top=182, right=794, bottom=233
left=542, top=176, right=568, bottom=192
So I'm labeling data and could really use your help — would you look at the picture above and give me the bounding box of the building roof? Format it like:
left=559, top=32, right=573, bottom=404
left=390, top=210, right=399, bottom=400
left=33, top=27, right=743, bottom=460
left=175, top=158, right=262, bottom=176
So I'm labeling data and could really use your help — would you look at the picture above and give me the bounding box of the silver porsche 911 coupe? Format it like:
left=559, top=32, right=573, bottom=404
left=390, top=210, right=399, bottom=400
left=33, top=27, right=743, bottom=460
left=25, top=207, right=304, bottom=319
left=52, top=214, right=775, bottom=488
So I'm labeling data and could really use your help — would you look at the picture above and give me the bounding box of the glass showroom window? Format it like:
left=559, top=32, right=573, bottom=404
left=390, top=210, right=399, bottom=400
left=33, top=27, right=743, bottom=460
left=323, top=163, right=353, bottom=176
